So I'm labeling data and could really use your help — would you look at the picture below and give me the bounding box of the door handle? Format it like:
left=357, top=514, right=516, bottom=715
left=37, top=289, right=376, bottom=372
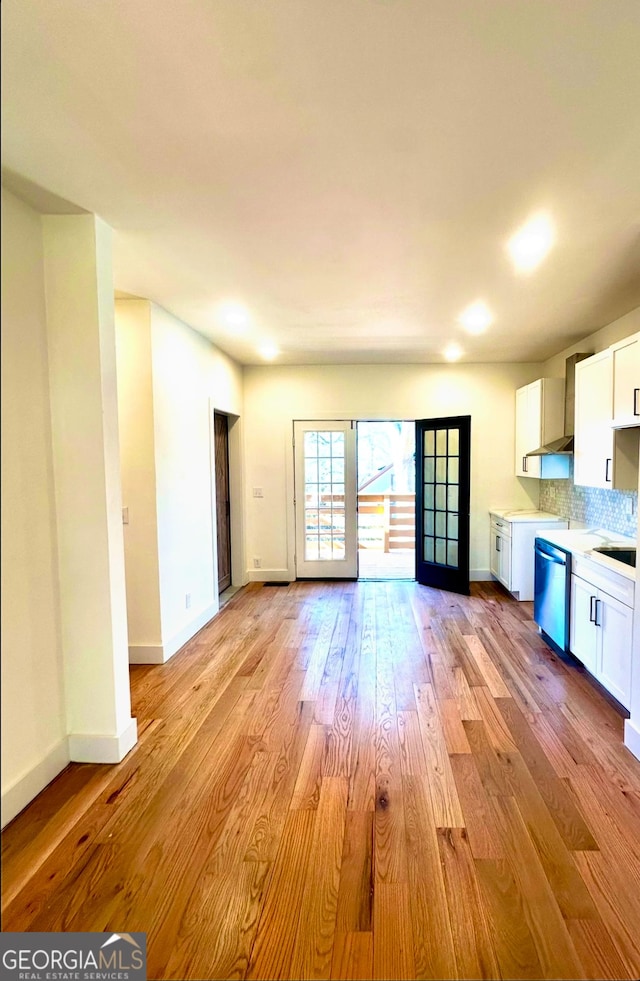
left=594, top=598, right=601, bottom=627
left=605, top=458, right=612, bottom=483
left=589, top=595, right=597, bottom=623
left=634, top=387, right=639, bottom=416
left=496, top=536, right=501, bottom=552
left=522, top=456, right=527, bottom=473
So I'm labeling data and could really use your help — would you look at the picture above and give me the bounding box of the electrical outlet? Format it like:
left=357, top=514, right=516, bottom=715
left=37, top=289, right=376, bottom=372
left=253, top=487, right=264, bottom=498
left=253, top=557, right=261, bottom=568
left=625, top=497, right=636, bottom=515
left=185, top=593, right=191, bottom=609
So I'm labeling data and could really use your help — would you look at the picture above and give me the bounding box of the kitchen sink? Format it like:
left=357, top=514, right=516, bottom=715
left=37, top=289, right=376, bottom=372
left=592, top=546, right=636, bottom=568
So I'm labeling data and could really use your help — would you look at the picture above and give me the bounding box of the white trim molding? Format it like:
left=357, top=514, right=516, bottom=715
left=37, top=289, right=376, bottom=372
left=1, top=738, right=70, bottom=829
left=68, top=717, right=138, bottom=764
left=129, top=644, right=165, bottom=664
left=624, top=718, right=640, bottom=762
left=246, top=568, right=292, bottom=583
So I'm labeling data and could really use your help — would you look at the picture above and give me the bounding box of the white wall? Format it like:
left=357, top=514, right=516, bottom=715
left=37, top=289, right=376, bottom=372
left=116, top=300, right=244, bottom=662
left=243, top=362, right=544, bottom=580
left=543, top=306, right=639, bottom=377
left=1, top=188, right=68, bottom=825
left=42, top=213, right=136, bottom=762
left=115, top=299, right=163, bottom=654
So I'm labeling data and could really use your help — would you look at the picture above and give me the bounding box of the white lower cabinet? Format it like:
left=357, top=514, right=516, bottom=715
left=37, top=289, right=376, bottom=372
left=570, top=574, right=598, bottom=674
left=570, top=562, right=634, bottom=709
left=489, top=511, right=567, bottom=601
left=490, top=520, right=512, bottom=589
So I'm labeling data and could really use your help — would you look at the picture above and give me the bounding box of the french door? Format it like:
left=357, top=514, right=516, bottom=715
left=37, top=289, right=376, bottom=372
left=294, top=420, right=358, bottom=578
left=415, top=416, right=471, bottom=595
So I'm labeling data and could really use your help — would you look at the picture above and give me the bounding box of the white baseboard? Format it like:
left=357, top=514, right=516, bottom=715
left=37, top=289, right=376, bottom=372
left=68, top=717, right=138, bottom=764
left=470, top=569, right=493, bottom=581
left=163, top=603, right=217, bottom=660
left=129, top=644, right=165, bottom=664
left=1, top=738, right=70, bottom=829
left=246, top=568, right=292, bottom=583
left=624, top=718, right=640, bottom=761
left=129, top=604, right=219, bottom=665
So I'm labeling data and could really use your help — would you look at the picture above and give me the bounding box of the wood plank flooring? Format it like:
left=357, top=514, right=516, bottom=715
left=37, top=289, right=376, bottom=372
left=3, top=580, right=640, bottom=980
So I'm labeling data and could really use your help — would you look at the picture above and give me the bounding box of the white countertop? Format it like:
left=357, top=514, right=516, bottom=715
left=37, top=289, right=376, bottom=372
left=490, top=508, right=566, bottom=523
left=534, top=527, right=636, bottom=581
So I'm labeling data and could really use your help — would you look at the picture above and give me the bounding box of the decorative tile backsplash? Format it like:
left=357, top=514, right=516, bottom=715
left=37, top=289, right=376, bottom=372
left=539, top=460, right=638, bottom=538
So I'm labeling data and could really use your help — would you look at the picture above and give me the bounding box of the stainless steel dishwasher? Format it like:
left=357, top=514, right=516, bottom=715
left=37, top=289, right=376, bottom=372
left=533, top=538, right=571, bottom=654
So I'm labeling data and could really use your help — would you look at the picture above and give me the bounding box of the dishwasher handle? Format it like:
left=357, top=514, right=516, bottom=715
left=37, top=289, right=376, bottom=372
left=536, top=549, right=566, bottom=565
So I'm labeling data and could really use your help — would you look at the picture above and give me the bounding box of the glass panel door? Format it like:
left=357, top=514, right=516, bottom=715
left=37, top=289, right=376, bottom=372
left=294, top=420, right=357, bottom=578
left=415, top=416, right=470, bottom=594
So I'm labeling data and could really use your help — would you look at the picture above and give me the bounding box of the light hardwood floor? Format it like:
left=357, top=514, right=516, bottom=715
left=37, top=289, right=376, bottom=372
left=3, top=580, right=640, bottom=980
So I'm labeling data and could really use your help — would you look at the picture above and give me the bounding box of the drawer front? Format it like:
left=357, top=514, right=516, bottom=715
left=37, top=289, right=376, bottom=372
left=571, top=555, right=635, bottom=607
left=491, top=518, right=511, bottom=538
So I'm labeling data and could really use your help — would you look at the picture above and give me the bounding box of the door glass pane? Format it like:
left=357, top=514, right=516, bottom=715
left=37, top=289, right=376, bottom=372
left=435, top=511, right=446, bottom=537
left=303, top=430, right=347, bottom=561
left=435, top=538, right=446, bottom=564
left=424, top=457, right=435, bottom=483
left=447, top=541, right=459, bottom=567
left=448, top=428, right=459, bottom=455
left=436, top=457, right=446, bottom=482
left=436, top=485, right=446, bottom=510
left=448, top=513, right=458, bottom=540
left=318, top=433, right=332, bottom=456
left=424, top=431, right=435, bottom=455
left=424, top=536, right=434, bottom=561
left=448, top=457, right=459, bottom=483
left=424, top=485, right=434, bottom=509
left=425, top=511, right=434, bottom=536
left=448, top=485, right=458, bottom=511
left=436, top=429, right=447, bottom=455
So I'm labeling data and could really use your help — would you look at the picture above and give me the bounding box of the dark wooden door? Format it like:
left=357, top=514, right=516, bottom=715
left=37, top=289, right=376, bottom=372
left=214, top=412, right=232, bottom=593
left=415, top=415, right=471, bottom=595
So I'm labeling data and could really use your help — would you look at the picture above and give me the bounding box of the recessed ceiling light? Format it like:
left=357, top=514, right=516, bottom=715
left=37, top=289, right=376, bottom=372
left=507, top=212, right=555, bottom=274
left=217, top=300, right=251, bottom=333
left=258, top=343, right=279, bottom=361
left=443, top=342, right=463, bottom=362
left=458, top=300, right=493, bottom=335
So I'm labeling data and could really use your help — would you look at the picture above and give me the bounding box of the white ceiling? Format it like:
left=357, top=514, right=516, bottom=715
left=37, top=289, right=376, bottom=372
left=2, top=0, right=640, bottom=365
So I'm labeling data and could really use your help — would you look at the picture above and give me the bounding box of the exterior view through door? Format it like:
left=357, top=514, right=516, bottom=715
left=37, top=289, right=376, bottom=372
left=357, top=421, right=416, bottom=579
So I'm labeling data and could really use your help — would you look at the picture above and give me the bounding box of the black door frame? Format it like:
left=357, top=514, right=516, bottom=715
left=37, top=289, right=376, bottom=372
left=415, top=415, right=471, bottom=595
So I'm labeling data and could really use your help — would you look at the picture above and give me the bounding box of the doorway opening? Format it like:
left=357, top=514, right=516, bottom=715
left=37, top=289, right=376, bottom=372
left=357, top=420, right=416, bottom=580
left=214, top=411, right=232, bottom=596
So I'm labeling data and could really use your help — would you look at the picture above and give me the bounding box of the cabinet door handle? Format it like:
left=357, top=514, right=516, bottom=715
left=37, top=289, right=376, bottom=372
left=605, top=458, right=612, bottom=483
left=589, top=595, right=597, bottom=623
left=496, top=536, right=501, bottom=552
left=634, top=387, right=639, bottom=416
left=594, top=598, right=601, bottom=628
left=522, top=456, right=527, bottom=473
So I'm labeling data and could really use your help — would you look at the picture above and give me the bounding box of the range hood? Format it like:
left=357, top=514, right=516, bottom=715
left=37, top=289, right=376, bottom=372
left=527, top=352, right=591, bottom=457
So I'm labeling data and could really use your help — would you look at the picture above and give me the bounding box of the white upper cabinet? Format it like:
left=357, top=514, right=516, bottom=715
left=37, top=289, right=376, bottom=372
left=611, top=331, right=640, bottom=428
left=515, top=377, right=564, bottom=478
left=574, top=348, right=639, bottom=490
left=574, top=350, right=613, bottom=488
